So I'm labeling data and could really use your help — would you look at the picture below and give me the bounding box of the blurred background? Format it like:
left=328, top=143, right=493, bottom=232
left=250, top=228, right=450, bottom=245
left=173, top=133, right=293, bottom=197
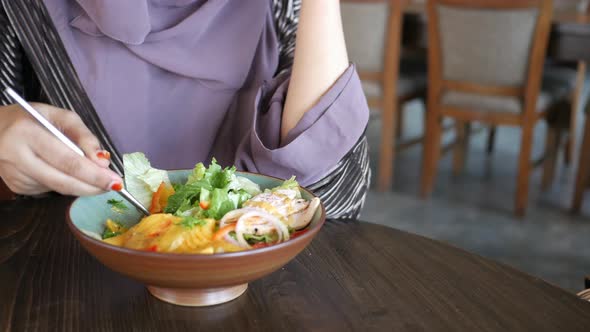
left=350, top=0, right=590, bottom=293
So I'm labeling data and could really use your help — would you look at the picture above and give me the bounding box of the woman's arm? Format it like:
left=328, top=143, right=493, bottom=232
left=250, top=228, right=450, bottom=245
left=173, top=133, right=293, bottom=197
left=281, top=0, right=349, bottom=140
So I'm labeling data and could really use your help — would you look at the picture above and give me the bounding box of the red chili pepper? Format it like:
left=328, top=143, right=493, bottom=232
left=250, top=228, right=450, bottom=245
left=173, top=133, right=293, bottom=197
left=291, top=229, right=309, bottom=239
left=148, top=220, right=172, bottom=238
left=213, top=224, right=236, bottom=241
left=251, top=242, right=269, bottom=249
left=149, top=182, right=175, bottom=214
left=199, top=201, right=210, bottom=210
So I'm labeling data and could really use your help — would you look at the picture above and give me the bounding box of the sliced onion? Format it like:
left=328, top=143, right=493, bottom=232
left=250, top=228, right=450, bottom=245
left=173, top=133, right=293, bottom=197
left=219, top=207, right=255, bottom=228
left=246, top=208, right=290, bottom=241
left=234, top=209, right=290, bottom=249
left=234, top=211, right=258, bottom=248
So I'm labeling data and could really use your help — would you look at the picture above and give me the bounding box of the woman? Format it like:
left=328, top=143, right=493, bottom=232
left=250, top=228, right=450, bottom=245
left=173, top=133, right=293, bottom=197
left=0, top=0, right=369, bottom=219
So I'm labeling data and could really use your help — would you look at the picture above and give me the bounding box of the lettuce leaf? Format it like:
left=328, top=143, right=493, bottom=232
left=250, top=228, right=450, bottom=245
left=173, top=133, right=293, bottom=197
left=187, top=163, right=207, bottom=184
left=123, top=152, right=171, bottom=208
left=128, top=156, right=259, bottom=219
left=206, top=188, right=238, bottom=220
left=270, top=176, right=301, bottom=198
left=243, top=233, right=278, bottom=244
left=230, top=176, right=261, bottom=196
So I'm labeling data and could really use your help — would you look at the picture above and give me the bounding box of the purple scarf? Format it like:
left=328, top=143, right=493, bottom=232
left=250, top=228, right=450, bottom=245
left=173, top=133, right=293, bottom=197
left=44, top=0, right=274, bottom=169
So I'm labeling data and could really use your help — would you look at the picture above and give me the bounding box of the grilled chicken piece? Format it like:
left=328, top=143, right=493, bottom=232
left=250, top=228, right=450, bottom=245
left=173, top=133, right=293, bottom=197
left=221, top=188, right=320, bottom=231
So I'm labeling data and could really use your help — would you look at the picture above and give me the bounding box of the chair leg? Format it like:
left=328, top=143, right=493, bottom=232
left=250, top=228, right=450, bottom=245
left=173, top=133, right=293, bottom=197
left=515, top=123, right=535, bottom=217
left=565, top=137, right=573, bottom=166
left=422, top=104, right=428, bottom=138
left=420, top=112, right=442, bottom=198
left=452, top=121, right=470, bottom=176
left=377, top=99, right=398, bottom=192
left=396, top=104, right=404, bottom=139
left=486, top=126, right=497, bottom=155
left=572, top=115, right=590, bottom=213
left=541, top=126, right=561, bottom=191
left=566, top=61, right=586, bottom=166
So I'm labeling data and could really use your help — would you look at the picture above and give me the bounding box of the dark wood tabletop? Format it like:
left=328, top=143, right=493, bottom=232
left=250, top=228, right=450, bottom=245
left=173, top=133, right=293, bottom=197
left=2, top=196, right=590, bottom=331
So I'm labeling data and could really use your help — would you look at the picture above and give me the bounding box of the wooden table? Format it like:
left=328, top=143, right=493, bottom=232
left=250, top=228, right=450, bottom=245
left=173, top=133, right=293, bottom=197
left=2, top=196, right=590, bottom=331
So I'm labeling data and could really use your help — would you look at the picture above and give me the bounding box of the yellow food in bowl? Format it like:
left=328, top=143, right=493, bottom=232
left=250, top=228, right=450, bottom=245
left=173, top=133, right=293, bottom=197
left=104, top=214, right=244, bottom=254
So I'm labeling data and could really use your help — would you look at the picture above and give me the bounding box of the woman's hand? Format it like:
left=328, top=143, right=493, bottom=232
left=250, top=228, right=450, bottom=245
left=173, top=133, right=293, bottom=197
left=0, top=103, right=123, bottom=196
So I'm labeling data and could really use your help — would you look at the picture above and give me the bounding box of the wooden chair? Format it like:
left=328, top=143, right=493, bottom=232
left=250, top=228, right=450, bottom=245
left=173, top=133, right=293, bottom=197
left=341, top=0, right=427, bottom=191
left=472, top=2, right=587, bottom=188
left=541, top=0, right=588, bottom=168
left=563, top=61, right=586, bottom=165
left=572, top=105, right=590, bottom=213
left=538, top=60, right=584, bottom=190
left=420, top=0, right=575, bottom=216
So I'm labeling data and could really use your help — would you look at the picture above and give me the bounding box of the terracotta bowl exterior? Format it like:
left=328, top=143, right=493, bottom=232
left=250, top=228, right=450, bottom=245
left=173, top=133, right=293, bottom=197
left=67, top=170, right=325, bottom=306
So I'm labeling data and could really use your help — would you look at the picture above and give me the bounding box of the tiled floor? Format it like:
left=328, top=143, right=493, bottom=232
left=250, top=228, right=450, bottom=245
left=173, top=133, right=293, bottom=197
left=360, top=99, right=590, bottom=293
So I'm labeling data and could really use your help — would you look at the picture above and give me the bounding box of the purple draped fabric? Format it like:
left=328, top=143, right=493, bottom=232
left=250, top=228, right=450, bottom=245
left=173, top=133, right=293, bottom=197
left=43, top=0, right=369, bottom=185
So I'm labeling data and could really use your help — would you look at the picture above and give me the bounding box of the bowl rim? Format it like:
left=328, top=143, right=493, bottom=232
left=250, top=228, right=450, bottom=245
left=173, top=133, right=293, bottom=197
left=66, top=170, right=326, bottom=259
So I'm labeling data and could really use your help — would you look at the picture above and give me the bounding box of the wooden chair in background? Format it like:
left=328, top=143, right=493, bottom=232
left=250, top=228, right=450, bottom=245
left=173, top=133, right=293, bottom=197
left=488, top=0, right=588, bottom=191
left=565, top=61, right=586, bottom=165
left=420, top=0, right=576, bottom=216
left=572, top=105, right=590, bottom=213
left=341, top=0, right=427, bottom=191
left=535, top=0, right=588, bottom=181
left=552, top=0, right=588, bottom=169
left=538, top=60, right=585, bottom=190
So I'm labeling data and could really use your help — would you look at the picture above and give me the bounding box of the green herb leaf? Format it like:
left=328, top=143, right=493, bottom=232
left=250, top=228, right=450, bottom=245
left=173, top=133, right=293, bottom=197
left=164, top=182, right=208, bottom=213
left=178, top=216, right=207, bottom=229
left=107, top=199, right=128, bottom=213
left=243, top=233, right=278, bottom=244
left=101, top=229, right=121, bottom=239
left=164, top=159, right=254, bottom=217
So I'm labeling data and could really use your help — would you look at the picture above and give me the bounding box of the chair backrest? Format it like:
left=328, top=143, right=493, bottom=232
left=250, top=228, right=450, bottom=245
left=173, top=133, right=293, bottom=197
left=341, top=0, right=406, bottom=103
left=341, top=1, right=391, bottom=72
left=554, top=0, right=586, bottom=12
left=427, top=0, right=553, bottom=116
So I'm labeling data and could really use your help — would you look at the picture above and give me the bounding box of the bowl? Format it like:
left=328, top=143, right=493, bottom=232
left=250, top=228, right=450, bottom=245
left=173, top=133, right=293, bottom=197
left=67, top=170, right=325, bottom=307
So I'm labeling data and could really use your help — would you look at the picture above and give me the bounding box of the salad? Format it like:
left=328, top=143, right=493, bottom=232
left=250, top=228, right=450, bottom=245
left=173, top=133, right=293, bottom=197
left=101, top=153, right=320, bottom=254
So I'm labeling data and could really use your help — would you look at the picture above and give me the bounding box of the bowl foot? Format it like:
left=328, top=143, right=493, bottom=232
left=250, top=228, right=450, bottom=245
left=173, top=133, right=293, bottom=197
left=147, top=284, right=248, bottom=306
